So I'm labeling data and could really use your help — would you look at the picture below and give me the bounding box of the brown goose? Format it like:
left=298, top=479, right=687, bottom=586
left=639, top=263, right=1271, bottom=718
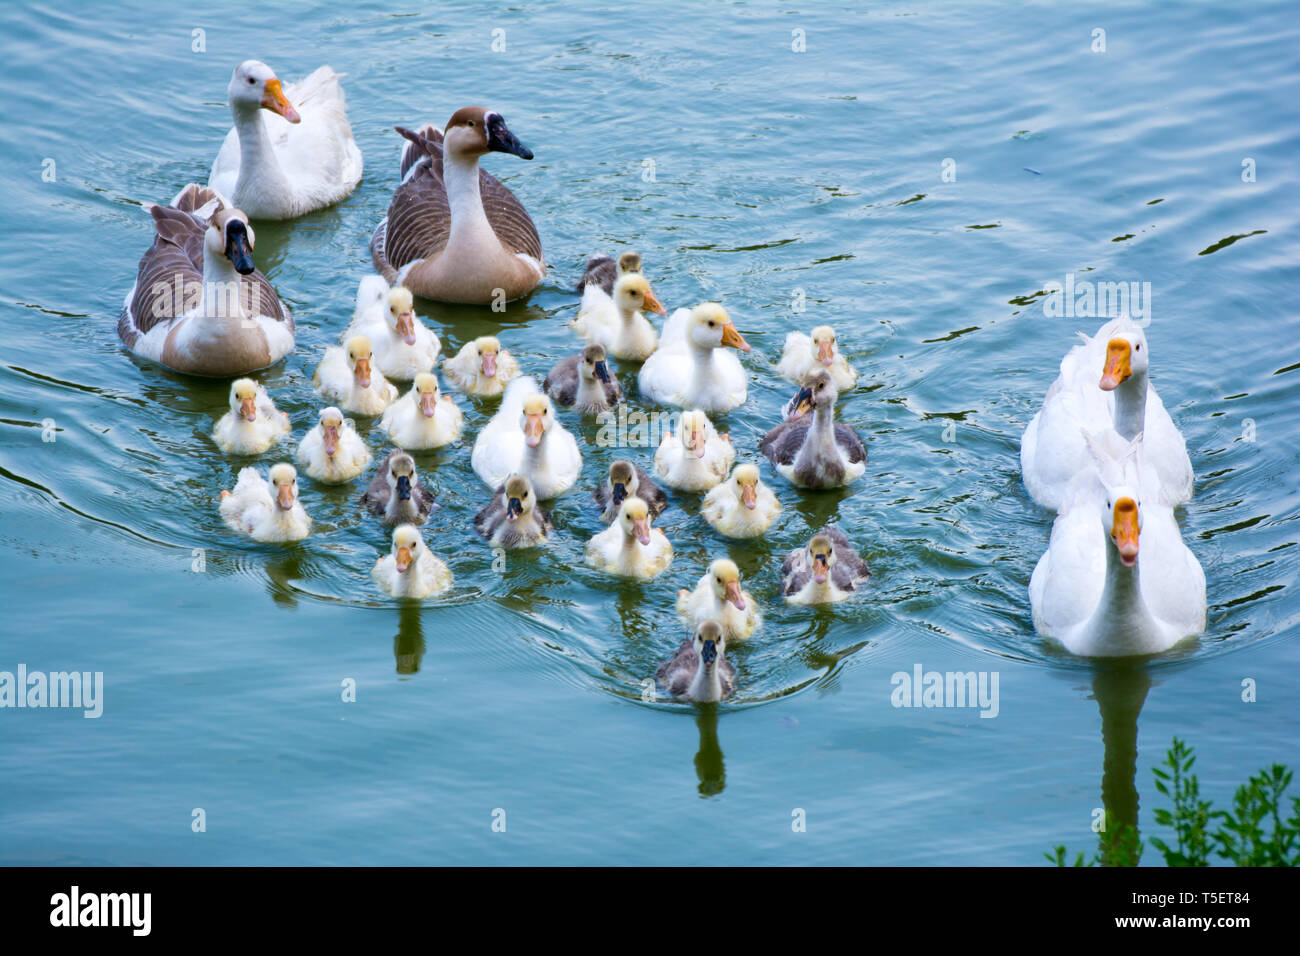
left=361, top=449, right=438, bottom=526
left=370, top=108, right=544, bottom=304
left=118, top=184, right=292, bottom=377
left=543, top=344, right=622, bottom=415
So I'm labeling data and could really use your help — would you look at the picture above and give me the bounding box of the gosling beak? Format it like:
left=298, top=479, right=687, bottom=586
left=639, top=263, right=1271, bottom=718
left=224, top=223, right=256, bottom=276
left=813, top=552, right=829, bottom=583
left=818, top=340, right=835, bottom=365
left=485, top=114, right=533, bottom=159
left=1099, top=338, right=1132, bottom=391
left=419, top=390, right=438, bottom=418
left=506, top=496, right=523, bottom=521
left=395, top=546, right=413, bottom=573
left=594, top=360, right=610, bottom=384
left=611, top=481, right=627, bottom=506
left=690, top=429, right=706, bottom=459
left=741, top=483, right=758, bottom=510
left=524, top=413, right=544, bottom=447
left=1112, top=497, right=1140, bottom=567
left=260, top=78, right=301, bottom=123
left=700, top=640, right=718, bottom=665
left=239, top=396, right=257, bottom=421
left=481, top=352, right=497, bottom=378
left=395, top=474, right=412, bottom=501
left=632, top=516, right=651, bottom=546
left=642, top=288, right=667, bottom=316
left=720, top=321, right=751, bottom=352
left=790, top=386, right=814, bottom=417
left=322, top=423, right=339, bottom=456
left=725, top=580, right=746, bottom=611
left=353, top=356, right=372, bottom=389
left=396, top=311, right=416, bottom=346
left=277, top=482, right=295, bottom=511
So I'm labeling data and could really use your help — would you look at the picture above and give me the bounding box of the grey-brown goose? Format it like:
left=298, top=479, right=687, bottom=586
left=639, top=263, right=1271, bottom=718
left=594, top=460, right=668, bottom=523
left=781, top=526, right=871, bottom=604
left=543, top=344, right=622, bottom=415
left=575, top=250, right=641, bottom=295
left=655, top=621, right=736, bottom=702
left=369, top=108, right=544, bottom=304
left=361, top=449, right=437, bottom=526
left=473, top=475, right=552, bottom=549
left=760, top=368, right=866, bottom=489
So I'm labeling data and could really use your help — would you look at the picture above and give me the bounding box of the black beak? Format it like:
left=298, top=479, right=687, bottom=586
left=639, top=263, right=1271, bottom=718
left=486, top=113, right=533, bottom=159
left=396, top=475, right=412, bottom=501
left=700, top=640, right=717, bottom=665
left=594, top=361, right=610, bottom=384
left=611, top=482, right=627, bottom=506
left=224, top=221, right=256, bottom=276
left=791, top=386, right=814, bottom=417
left=506, top=496, right=523, bottom=520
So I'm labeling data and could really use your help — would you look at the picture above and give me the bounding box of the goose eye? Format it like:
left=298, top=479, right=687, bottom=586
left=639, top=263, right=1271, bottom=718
left=1135, top=344, right=1141, bottom=351
left=247, top=77, right=255, bottom=85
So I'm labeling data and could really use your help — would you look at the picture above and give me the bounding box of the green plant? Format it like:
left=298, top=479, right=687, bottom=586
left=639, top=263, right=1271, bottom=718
left=1149, top=737, right=1212, bottom=866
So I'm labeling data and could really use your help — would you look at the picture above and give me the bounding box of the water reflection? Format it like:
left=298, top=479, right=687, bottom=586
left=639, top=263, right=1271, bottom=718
left=393, top=602, right=426, bottom=676
left=692, top=703, right=726, bottom=798
left=1090, top=660, right=1152, bottom=865
left=264, top=551, right=307, bottom=608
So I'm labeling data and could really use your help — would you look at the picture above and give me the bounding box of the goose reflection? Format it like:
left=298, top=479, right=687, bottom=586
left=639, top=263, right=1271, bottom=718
left=393, top=602, right=426, bottom=676
left=1090, top=660, right=1152, bottom=865
left=263, top=551, right=306, bottom=608
left=691, top=703, right=726, bottom=798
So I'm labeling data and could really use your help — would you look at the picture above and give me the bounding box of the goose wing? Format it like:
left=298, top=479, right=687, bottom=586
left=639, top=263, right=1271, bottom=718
left=760, top=419, right=810, bottom=466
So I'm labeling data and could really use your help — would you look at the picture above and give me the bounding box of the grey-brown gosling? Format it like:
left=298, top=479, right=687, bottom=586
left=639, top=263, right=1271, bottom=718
left=474, top=474, right=552, bottom=548
left=361, top=449, right=437, bottom=526
left=576, top=250, right=642, bottom=295
left=655, top=620, right=736, bottom=702
left=760, top=368, right=866, bottom=489
left=593, top=459, right=667, bottom=523
left=543, top=343, right=622, bottom=415
left=781, top=526, right=871, bottom=604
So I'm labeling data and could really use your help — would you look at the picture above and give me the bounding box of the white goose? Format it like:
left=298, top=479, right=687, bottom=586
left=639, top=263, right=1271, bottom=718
left=1021, top=317, right=1192, bottom=510
left=653, top=409, right=734, bottom=492
left=344, top=279, right=440, bottom=381
left=219, top=463, right=311, bottom=543
left=212, top=378, right=290, bottom=455
left=372, top=524, right=452, bottom=599
left=676, top=558, right=761, bottom=642
left=584, top=497, right=673, bottom=579
left=313, top=335, right=399, bottom=416
left=777, top=325, right=857, bottom=392
left=471, top=377, right=582, bottom=499
left=441, top=336, right=520, bottom=397
left=700, top=463, right=781, bottom=538
left=296, top=407, right=371, bottom=484
left=379, top=373, right=464, bottom=450
left=638, top=304, right=750, bottom=413
left=209, top=60, right=362, bottom=220
left=571, top=272, right=667, bottom=361
left=1029, top=452, right=1205, bottom=657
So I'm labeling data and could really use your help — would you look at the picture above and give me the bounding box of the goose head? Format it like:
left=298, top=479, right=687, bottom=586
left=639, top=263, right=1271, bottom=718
left=385, top=287, right=417, bottom=346
left=1104, top=487, right=1144, bottom=567
left=1099, top=328, right=1150, bottom=391
left=268, top=463, right=299, bottom=511
left=617, top=251, right=643, bottom=276
left=607, top=460, right=639, bottom=507
left=316, top=407, right=344, bottom=456
left=580, top=344, right=612, bottom=384
left=413, top=373, right=442, bottom=418
left=344, top=335, right=374, bottom=389
left=386, top=452, right=419, bottom=502
left=806, top=533, right=837, bottom=583
left=443, top=107, right=533, bottom=160
left=788, top=367, right=838, bottom=417
left=206, top=209, right=256, bottom=276
left=227, top=60, right=300, bottom=123
left=693, top=620, right=727, bottom=671
left=474, top=336, right=503, bottom=379
left=389, top=524, right=423, bottom=573
left=708, top=558, right=747, bottom=610
left=811, top=325, right=838, bottom=366
left=677, top=409, right=712, bottom=459
left=520, top=394, right=554, bottom=448
left=613, top=274, right=665, bottom=316
left=229, top=378, right=259, bottom=422
left=730, top=463, right=761, bottom=510
left=687, top=303, right=749, bottom=352
left=503, top=474, right=536, bottom=522
left=617, top=496, right=654, bottom=546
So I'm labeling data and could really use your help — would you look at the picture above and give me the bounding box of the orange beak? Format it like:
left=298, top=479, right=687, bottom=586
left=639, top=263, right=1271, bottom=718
left=395, top=311, right=416, bottom=346
left=725, top=580, right=746, bottom=610
left=481, top=352, right=497, bottom=378
left=720, top=322, right=751, bottom=352
left=261, top=78, right=301, bottom=123
left=395, top=546, right=412, bottom=572
left=642, top=288, right=667, bottom=316
left=353, top=356, right=371, bottom=389
left=524, top=413, right=544, bottom=447
left=277, top=481, right=295, bottom=511
left=632, top=516, right=651, bottom=546
left=240, top=396, right=257, bottom=421
left=1111, top=498, right=1140, bottom=567
left=818, top=340, right=835, bottom=365
left=740, top=483, right=757, bottom=509
left=1099, top=339, right=1132, bottom=391
left=323, top=423, right=339, bottom=456
left=419, top=390, right=438, bottom=417
left=690, top=429, right=706, bottom=459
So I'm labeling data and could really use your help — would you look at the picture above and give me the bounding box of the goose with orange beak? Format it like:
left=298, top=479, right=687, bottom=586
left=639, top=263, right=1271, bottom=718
left=638, top=303, right=751, bottom=413
left=701, top=463, right=782, bottom=539
left=676, top=558, right=761, bottom=642
left=346, top=280, right=441, bottom=381
left=1029, top=448, right=1205, bottom=656
left=362, top=450, right=438, bottom=527
left=379, top=373, right=464, bottom=450
left=219, top=462, right=312, bottom=543
left=471, top=377, right=582, bottom=499
left=584, top=496, right=673, bottom=579
left=782, top=526, right=871, bottom=604
left=777, top=325, right=858, bottom=397
left=212, top=378, right=290, bottom=455
left=442, top=336, right=520, bottom=397
left=372, top=524, right=452, bottom=599
left=656, top=621, right=737, bottom=702
left=572, top=271, right=667, bottom=361
left=653, top=408, right=735, bottom=492
left=313, top=334, right=399, bottom=416
left=297, top=406, right=371, bottom=483
left=208, top=60, right=362, bottom=220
